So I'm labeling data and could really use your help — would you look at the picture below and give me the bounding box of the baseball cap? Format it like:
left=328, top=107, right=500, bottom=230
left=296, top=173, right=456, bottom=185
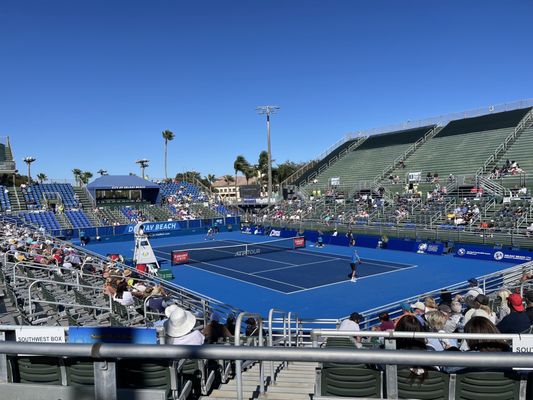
left=468, top=278, right=478, bottom=286
left=411, top=301, right=425, bottom=311
left=508, top=293, right=525, bottom=312
left=475, top=294, right=489, bottom=306
left=400, top=302, right=411, bottom=312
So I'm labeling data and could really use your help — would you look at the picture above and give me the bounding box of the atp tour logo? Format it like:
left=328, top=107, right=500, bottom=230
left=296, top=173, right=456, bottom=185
left=235, top=249, right=261, bottom=257
left=417, top=243, right=428, bottom=253
left=494, top=251, right=505, bottom=261
left=457, top=248, right=466, bottom=256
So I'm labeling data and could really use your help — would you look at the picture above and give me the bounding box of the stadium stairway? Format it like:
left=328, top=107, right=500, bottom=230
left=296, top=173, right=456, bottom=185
left=204, top=361, right=317, bottom=400
left=73, top=187, right=93, bottom=209
left=55, top=212, right=72, bottom=229
left=8, top=187, right=26, bottom=212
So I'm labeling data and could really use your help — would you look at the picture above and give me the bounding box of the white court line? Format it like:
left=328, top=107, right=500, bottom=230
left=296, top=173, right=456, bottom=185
left=186, top=259, right=306, bottom=290
left=183, top=264, right=292, bottom=295
left=252, top=257, right=343, bottom=275
left=288, top=264, right=420, bottom=294
left=291, top=248, right=415, bottom=268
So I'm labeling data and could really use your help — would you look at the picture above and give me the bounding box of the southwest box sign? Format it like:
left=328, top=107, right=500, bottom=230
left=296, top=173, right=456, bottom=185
left=15, top=327, right=66, bottom=343
left=172, top=251, right=189, bottom=265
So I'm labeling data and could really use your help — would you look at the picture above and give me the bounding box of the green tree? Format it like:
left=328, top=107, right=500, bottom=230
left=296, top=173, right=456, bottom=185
left=233, top=155, right=249, bottom=197
left=80, top=171, right=93, bottom=185
left=276, top=161, right=305, bottom=183
left=162, top=130, right=175, bottom=180
left=222, top=175, right=234, bottom=186
left=36, top=173, right=47, bottom=184
left=243, top=165, right=256, bottom=184
left=72, top=168, right=82, bottom=186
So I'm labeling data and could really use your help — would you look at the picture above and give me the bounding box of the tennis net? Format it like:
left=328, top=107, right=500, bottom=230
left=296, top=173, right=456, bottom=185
left=171, top=237, right=306, bottom=265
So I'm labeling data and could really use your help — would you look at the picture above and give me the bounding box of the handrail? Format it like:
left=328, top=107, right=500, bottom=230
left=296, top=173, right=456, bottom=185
left=310, top=328, right=533, bottom=346
left=476, top=107, right=533, bottom=175
left=267, top=308, right=288, bottom=381
left=234, top=312, right=264, bottom=400
left=4, top=340, right=533, bottom=400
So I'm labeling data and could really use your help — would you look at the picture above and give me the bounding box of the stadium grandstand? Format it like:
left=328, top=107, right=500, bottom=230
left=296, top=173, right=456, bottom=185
left=3, top=100, right=533, bottom=400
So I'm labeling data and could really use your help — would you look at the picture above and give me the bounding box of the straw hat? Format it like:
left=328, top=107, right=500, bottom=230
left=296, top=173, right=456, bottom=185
left=164, top=306, right=196, bottom=338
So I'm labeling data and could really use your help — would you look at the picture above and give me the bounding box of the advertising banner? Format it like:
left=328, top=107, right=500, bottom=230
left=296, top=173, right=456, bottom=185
left=454, top=244, right=533, bottom=264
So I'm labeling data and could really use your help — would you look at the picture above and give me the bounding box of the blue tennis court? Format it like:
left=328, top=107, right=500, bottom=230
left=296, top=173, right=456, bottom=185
left=152, top=238, right=416, bottom=294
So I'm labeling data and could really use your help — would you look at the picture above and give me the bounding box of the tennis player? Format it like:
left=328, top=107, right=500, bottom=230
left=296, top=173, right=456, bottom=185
left=205, top=227, right=215, bottom=240
left=349, top=249, right=362, bottom=282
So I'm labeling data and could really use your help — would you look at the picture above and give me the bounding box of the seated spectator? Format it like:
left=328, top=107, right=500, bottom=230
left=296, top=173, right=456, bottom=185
left=376, top=312, right=395, bottom=331
left=424, top=297, right=438, bottom=313
left=463, top=278, right=484, bottom=299
left=425, top=311, right=458, bottom=350
left=226, top=314, right=236, bottom=335
left=463, top=294, right=493, bottom=325
left=444, top=301, right=464, bottom=333
left=525, top=290, right=533, bottom=324
left=407, top=301, right=426, bottom=326
left=496, top=289, right=511, bottom=322
left=394, top=315, right=427, bottom=351
left=463, top=316, right=510, bottom=352
left=164, top=305, right=205, bottom=345
left=339, top=312, right=362, bottom=331
left=113, top=279, right=135, bottom=307
left=203, top=313, right=233, bottom=344
left=497, top=293, right=531, bottom=333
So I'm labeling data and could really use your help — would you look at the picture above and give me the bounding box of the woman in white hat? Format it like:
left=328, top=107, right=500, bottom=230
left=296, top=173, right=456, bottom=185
left=164, top=305, right=205, bottom=345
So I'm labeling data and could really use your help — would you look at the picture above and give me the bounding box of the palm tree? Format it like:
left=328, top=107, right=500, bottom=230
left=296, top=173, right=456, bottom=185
left=162, top=130, right=175, bottom=180
left=72, top=168, right=82, bottom=186
left=234, top=155, right=249, bottom=200
left=36, top=173, right=47, bottom=184
left=206, top=174, right=216, bottom=190
left=222, top=175, right=234, bottom=186
left=243, top=165, right=256, bottom=185
left=80, top=171, right=93, bottom=185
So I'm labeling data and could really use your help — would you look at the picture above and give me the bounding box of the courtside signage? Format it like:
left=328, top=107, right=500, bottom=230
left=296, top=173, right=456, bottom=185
left=294, top=237, right=305, bottom=248
left=15, top=327, right=65, bottom=343
left=172, top=251, right=190, bottom=265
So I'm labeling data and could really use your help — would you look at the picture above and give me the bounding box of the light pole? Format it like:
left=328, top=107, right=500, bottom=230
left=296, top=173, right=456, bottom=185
left=23, top=156, right=36, bottom=184
left=256, top=105, right=280, bottom=205
left=135, top=159, right=149, bottom=179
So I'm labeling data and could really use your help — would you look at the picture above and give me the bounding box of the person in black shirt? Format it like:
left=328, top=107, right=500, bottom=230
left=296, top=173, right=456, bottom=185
left=525, top=290, right=533, bottom=324
left=497, top=293, right=531, bottom=333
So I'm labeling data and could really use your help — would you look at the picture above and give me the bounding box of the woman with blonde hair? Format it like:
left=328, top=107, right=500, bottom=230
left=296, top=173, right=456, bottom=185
left=496, top=289, right=511, bottom=322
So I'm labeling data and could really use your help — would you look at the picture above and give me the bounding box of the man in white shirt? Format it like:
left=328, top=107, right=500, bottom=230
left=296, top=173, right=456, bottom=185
left=464, top=278, right=484, bottom=299
left=338, top=312, right=362, bottom=331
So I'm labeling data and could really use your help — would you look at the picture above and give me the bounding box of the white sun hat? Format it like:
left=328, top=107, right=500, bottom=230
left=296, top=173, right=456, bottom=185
left=164, top=306, right=197, bottom=338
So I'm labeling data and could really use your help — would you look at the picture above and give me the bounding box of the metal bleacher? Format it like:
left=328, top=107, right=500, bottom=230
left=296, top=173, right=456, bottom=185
left=387, top=109, right=532, bottom=181
left=304, top=126, right=433, bottom=192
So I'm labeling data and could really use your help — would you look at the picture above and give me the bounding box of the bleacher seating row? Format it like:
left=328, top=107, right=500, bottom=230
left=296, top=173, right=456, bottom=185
left=300, top=108, right=533, bottom=195
left=0, top=185, right=11, bottom=211
left=19, top=211, right=61, bottom=231
left=22, top=183, right=77, bottom=208
left=64, top=210, right=92, bottom=229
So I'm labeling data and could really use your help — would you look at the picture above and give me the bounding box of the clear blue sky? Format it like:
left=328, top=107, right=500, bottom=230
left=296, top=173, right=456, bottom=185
left=1, top=1, right=532, bottom=181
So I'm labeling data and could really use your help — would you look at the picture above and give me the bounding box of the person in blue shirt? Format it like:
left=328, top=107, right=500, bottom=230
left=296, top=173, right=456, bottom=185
left=349, top=249, right=362, bottom=282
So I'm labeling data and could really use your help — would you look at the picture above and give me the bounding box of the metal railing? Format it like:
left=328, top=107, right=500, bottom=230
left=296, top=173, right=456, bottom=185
left=2, top=331, right=533, bottom=400
left=476, top=107, right=533, bottom=176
